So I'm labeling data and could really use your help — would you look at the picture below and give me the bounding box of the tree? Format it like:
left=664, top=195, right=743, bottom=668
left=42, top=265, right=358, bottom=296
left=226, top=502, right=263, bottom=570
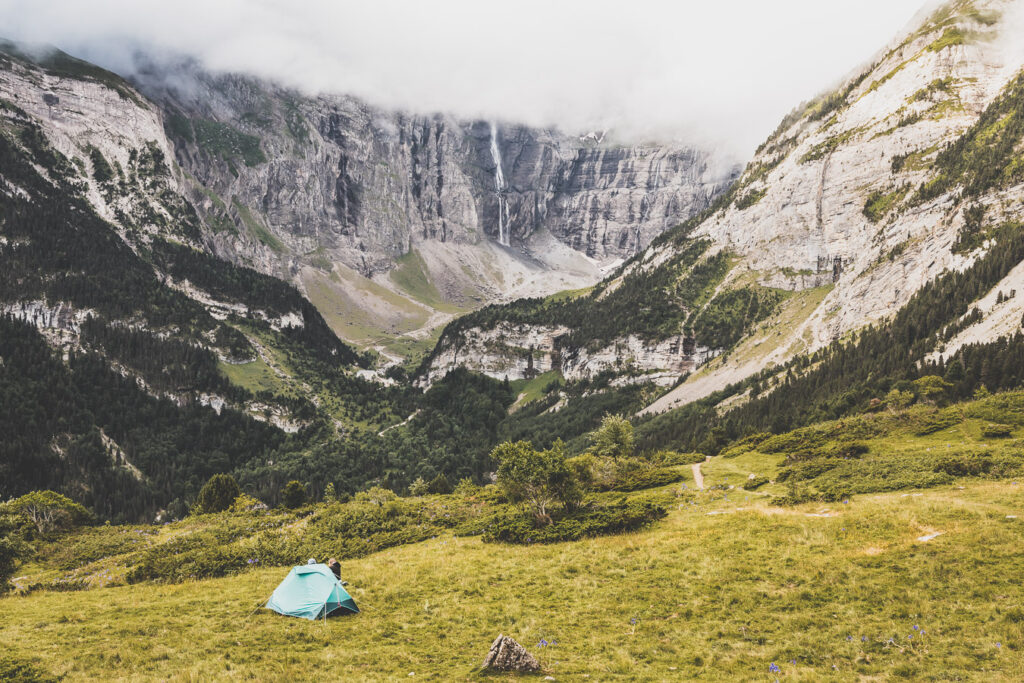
left=493, top=440, right=579, bottom=523
left=884, top=387, right=915, bottom=412
left=192, top=474, right=240, bottom=514
left=2, top=491, right=93, bottom=534
left=427, top=474, right=453, bottom=495
left=408, top=477, right=429, bottom=496
left=281, top=480, right=308, bottom=509
left=913, top=375, right=952, bottom=405
left=323, top=482, right=338, bottom=503
left=590, top=414, right=634, bottom=460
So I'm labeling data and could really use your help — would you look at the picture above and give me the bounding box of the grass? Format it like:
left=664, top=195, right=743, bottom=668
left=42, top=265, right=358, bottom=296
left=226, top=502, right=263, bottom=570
left=3, top=477, right=1023, bottom=680
left=301, top=267, right=428, bottom=347
left=389, top=249, right=462, bottom=313
left=219, top=357, right=285, bottom=395
left=509, top=370, right=563, bottom=411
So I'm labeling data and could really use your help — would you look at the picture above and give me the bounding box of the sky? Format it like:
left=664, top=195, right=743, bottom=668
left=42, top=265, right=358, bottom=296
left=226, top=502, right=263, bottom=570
left=0, top=0, right=933, bottom=159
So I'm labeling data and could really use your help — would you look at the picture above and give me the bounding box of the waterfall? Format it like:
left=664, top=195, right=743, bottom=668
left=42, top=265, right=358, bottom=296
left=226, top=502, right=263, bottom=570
left=489, top=122, right=511, bottom=246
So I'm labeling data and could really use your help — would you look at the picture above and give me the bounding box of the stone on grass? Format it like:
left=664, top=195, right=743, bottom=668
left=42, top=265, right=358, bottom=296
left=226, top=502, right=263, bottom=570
left=482, top=634, right=541, bottom=672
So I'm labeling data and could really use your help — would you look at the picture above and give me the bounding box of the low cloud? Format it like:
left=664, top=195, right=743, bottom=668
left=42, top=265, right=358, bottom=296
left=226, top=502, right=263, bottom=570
left=0, top=0, right=929, bottom=158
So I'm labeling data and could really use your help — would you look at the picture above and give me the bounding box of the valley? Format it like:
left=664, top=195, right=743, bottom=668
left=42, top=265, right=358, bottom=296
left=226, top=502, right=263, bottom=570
left=5, top=0, right=1024, bottom=680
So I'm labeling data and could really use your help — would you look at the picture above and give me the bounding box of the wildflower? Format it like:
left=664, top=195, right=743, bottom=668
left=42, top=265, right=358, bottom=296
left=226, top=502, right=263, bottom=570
left=630, top=617, right=638, bottom=625
left=768, top=662, right=780, bottom=673
left=846, top=635, right=853, bottom=641
left=913, top=625, right=919, bottom=631
left=996, top=642, right=1002, bottom=648
left=861, top=636, right=867, bottom=642
left=539, top=639, right=548, bottom=647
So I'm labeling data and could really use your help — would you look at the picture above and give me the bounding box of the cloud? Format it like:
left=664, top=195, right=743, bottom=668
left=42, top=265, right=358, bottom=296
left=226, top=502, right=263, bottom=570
left=0, top=0, right=930, bottom=157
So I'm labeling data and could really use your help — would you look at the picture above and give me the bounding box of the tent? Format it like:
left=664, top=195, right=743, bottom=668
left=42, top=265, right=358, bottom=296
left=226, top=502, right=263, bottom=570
left=265, top=564, right=359, bottom=620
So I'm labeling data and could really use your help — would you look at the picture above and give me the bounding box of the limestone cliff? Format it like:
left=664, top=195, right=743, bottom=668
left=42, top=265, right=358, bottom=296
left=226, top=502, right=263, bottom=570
left=425, top=0, right=1024, bottom=404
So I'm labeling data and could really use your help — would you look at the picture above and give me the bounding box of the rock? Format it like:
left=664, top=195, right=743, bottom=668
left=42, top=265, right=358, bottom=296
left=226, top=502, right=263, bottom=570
left=481, top=634, right=541, bottom=673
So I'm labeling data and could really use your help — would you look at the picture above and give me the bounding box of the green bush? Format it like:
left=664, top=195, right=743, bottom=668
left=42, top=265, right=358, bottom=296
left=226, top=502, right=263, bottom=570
left=426, top=474, right=453, bottom=495
left=281, top=481, right=308, bottom=509
left=935, top=454, right=993, bottom=477
left=742, top=476, right=770, bottom=491
left=981, top=423, right=1012, bottom=439
left=481, top=499, right=667, bottom=544
left=606, top=467, right=685, bottom=492
left=0, top=653, right=60, bottom=683
left=0, top=536, right=26, bottom=593
left=649, top=450, right=706, bottom=466
left=192, top=474, right=241, bottom=515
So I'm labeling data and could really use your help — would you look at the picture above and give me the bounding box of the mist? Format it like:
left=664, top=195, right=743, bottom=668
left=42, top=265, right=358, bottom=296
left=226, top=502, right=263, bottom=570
left=0, top=0, right=931, bottom=158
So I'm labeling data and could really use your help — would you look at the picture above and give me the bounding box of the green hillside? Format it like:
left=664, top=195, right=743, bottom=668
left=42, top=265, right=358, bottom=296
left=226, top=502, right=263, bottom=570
left=3, top=392, right=1024, bottom=680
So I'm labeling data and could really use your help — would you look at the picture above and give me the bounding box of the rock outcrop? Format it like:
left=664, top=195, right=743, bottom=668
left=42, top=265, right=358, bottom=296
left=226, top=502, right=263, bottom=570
left=481, top=634, right=540, bottom=673
left=137, top=66, right=737, bottom=281
left=426, top=0, right=1024, bottom=402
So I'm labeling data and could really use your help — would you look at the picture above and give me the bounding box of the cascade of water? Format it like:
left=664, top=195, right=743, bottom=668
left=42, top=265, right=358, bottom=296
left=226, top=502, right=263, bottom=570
left=489, top=122, right=510, bottom=246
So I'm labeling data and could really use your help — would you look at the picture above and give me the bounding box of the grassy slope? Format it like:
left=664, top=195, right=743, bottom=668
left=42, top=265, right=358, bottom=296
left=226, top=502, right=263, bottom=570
left=2, top=484, right=1023, bottom=680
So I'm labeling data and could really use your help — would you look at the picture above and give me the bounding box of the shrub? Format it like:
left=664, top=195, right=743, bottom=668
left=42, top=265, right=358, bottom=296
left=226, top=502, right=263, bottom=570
left=606, top=466, right=685, bottom=492
left=192, top=474, right=241, bottom=514
left=426, top=474, right=453, bottom=495
left=323, top=482, right=338, bottom=503
left=228, top=493, right=267, bottom=513
left=407, top=477, right=429, bottom=496
left=0, top=653, right=60, bottom=683
left=353, top=486, right=397, bottom=506
left=719, top=432, right=772, bottom=458
left=981, top=423, right=1012, bottom=439
left=482, top=499, right=667, bottom=544
left=743, top=476, right=770, bottom=491
left=0, top=536, right=27, bottom=593
left=650, top=450, right=706, bottom=465
left=453, top=477, right=481, bottom=497
left=281, top=481, right=308, bottom=509
left=935, top=454, right=993, bottom=477
left=1, top=490, right=93, bottom=534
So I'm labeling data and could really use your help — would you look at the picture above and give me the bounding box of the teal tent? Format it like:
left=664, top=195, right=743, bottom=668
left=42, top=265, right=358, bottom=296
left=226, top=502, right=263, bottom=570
left=265, top=564, right=359, bottom=620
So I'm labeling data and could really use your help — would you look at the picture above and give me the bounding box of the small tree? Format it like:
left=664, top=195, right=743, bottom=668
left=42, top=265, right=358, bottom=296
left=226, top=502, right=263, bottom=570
left=590, top=414, right=635, bottom=460
left=408, top=477, right=430, bottom=496
left=493, top=440, right=579, bottom=523
left=192, top=474, right=241, bottom=514
left=323, top=482, right=338, bottom=503
left=354, top=486, right=398, bottom=506
left=2, top=491, right=93, bottom=534
left=884, top=387, right=915, bottom=412
left=281, top=480, right=308, bottom=509
left=913, top=375, right=952, bottom=405
left=0, top=536, right=27, bottom=593
left=427, top=474, right=453, bottom=495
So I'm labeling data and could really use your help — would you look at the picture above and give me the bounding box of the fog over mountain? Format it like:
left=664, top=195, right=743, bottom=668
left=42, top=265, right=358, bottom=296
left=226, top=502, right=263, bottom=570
left=0, top=0, right=929, bottom=157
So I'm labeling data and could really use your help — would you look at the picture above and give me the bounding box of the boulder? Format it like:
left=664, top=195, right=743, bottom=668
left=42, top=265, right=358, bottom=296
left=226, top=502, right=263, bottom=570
left=481, top=634, right=540, bottom=672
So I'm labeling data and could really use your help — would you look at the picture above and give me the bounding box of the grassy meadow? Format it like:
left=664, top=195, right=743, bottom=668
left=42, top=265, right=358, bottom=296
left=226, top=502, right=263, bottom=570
left=3, top=478, right=1023, bottom=680
left=5, top=393, right=1024, bottom=680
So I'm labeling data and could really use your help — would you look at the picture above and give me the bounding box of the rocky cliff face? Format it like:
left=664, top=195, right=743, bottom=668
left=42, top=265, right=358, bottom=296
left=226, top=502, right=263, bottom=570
left=137, top=67, right=735, bottom=280
left=426, top=0, right=1024, bottom=402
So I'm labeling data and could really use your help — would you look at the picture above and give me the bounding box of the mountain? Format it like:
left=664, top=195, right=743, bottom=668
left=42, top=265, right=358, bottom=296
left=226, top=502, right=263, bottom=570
left=0, top=41, right=730, bottom=519
left=422, top=0, right=1024, bottom=408
left=130, top=61, right=736, bottom=356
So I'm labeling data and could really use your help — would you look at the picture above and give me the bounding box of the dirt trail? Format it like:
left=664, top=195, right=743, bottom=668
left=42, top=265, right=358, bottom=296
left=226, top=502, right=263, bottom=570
left=692, top=461, right=705, bottom=490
